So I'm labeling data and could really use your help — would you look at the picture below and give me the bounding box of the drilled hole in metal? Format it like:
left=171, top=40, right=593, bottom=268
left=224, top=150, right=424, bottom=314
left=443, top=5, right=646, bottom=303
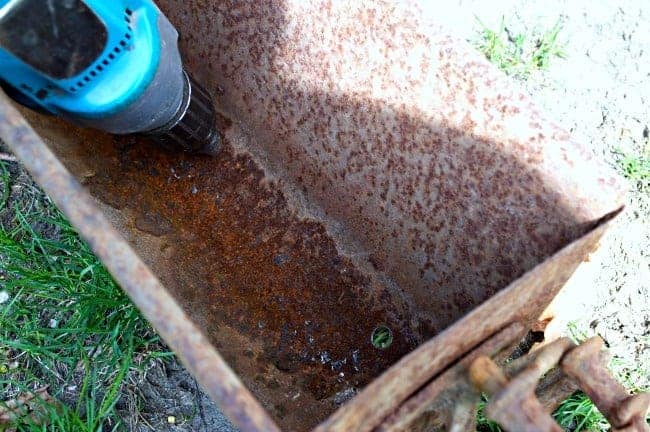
left=371, top=325, right=393, bottom=350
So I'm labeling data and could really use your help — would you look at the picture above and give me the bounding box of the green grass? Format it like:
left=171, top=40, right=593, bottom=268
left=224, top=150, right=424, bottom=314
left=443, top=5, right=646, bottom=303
left=477, top=390, right=612, bottom=432
left=476, top=395, right=501, bottom=432
left=553, top=393, right=609, bottom=431
left=615, top=150, right=650, bottom=193
left=0, top=161, right=168, bottom=431
left=474, top=17, right=565, bottom=79
left=371, top=325, right=393, bottom=350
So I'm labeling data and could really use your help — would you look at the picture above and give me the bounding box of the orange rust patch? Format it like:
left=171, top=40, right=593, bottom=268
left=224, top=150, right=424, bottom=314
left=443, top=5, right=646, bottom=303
left=79, top=132, right=418, bottom=429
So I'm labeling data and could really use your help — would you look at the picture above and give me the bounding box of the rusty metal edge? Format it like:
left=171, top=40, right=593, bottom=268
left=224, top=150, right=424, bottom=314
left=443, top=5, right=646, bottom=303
left=314, top=207, right=621, bottom=432
left=0, top=93, right=281, bottom=432
left=375, top=322, right=526, bottom=432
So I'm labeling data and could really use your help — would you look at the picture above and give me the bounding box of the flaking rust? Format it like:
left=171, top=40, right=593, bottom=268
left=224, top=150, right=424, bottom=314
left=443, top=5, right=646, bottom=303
left=22, top=114, right=419, bottom=431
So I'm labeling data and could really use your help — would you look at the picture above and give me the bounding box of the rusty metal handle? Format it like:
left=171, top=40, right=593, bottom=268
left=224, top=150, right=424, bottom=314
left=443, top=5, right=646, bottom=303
left=469, top=336, right=649, bottom=432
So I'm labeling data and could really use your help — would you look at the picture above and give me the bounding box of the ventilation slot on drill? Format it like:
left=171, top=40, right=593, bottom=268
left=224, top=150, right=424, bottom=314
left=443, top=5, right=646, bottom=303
left=69, top=8, right=134, bottom=93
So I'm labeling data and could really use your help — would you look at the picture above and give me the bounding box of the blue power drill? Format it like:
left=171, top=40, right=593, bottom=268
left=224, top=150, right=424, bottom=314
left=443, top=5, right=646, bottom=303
left=0, top=0, right=220, bottom=154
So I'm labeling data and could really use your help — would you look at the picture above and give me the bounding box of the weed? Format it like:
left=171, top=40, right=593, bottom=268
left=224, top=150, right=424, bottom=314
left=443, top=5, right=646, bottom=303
left=0, top=162, right=168, bottom=431
left=566, top=321, right=590, bottom=345
left=474, top=17, right=565, bottom=79
left=531, top=22, right=565, bottom=70
left=476, top=395, right=502, bottom=432
left=615, top=150, right=650, bottom=192
left=553, top=392, right=609, bottom=431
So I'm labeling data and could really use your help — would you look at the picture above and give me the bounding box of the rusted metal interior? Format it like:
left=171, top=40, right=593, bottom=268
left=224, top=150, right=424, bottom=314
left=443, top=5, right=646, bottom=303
left=0, top=1, right=629, bottom=431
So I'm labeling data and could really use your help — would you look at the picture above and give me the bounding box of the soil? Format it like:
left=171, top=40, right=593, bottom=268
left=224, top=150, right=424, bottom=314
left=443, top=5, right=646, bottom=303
left=1, top=1, right=648, bottom=430
left=117, top=357, right=237, bottom=432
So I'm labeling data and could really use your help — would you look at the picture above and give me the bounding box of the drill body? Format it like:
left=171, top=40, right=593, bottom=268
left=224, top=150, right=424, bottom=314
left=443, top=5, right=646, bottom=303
left=0, top=0, right=219, bottom=153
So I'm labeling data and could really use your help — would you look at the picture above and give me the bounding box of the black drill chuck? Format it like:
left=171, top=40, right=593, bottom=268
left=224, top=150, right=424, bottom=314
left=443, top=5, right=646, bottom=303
left=146, top=71, right=221, bottom=155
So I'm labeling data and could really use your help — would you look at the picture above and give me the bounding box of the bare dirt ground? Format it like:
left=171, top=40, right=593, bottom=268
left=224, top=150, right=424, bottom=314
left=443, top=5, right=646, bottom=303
left=117, top=357, right=237, bottom=432
left=1, top=1, right=647, bottom=431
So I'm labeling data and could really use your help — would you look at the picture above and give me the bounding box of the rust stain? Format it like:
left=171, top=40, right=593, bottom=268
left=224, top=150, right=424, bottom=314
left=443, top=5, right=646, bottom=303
left=44, top=120, right=417, bottom=430
left=159, top=0, right=626, bottom=338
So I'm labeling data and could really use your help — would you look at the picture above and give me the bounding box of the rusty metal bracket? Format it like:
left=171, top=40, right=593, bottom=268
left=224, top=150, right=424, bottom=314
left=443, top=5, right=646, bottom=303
left=469, top=337, right=650, bottom=432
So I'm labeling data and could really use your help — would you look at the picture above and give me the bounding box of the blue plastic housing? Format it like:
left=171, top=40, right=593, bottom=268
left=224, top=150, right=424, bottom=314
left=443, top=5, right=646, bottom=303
left=0, top=0, right=161, bottom=119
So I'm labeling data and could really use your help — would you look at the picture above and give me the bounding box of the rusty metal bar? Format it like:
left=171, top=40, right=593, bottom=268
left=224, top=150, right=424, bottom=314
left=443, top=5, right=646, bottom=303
left=470, top=339, right=574, bottom=432
left=0, top=92, right=281, bottom=432
left=561, top=337, right=650, bottom=432
left=470, top=336, right=649, bottom=432
left=535, top=367, right=579, bottom=411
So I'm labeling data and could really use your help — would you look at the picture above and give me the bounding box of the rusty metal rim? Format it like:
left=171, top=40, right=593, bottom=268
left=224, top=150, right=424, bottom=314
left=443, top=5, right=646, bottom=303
left=0, top=93, right=281, bottom=432
left=314, top=208, right=621, bottom=432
